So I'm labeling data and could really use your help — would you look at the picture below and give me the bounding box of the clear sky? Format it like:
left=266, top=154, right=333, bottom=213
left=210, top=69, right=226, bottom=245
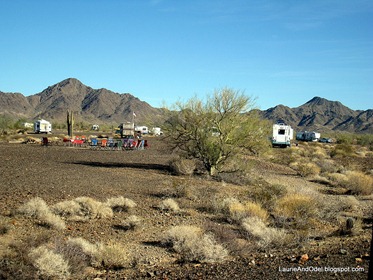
left=1, top=0, right=372, bottom=110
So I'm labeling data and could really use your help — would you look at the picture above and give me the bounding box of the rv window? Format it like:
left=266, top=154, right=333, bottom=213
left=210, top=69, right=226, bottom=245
left=278, top=129, right=285, bottom=135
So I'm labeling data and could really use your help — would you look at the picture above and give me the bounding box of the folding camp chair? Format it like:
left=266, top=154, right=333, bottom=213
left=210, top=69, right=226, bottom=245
left=90, top=138, right=98, bottom=150
left=100, top=139, right=107, bottom=150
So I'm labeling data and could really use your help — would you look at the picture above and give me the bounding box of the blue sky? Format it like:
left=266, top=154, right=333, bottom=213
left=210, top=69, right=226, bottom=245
left=1, top=0, right=372, bottom=110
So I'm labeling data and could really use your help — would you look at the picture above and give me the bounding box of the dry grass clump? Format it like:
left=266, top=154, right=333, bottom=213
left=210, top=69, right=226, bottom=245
left=218, top=198, right=268, bottom=223
left=169, top=157, right=196, bottom=176
left=327, top=171, right=373, bottom=195
left=29, top=245, right=70, bottom=279
left=241, top=216, right=288, bottom=249
left=248, top=183, right=287, bottom=209
left=52, top=197, right=113, bottom=221
left=18, top=197, right=66, bottom=230
left=163, top=225, right=228, bottom=263
left=119, top=215, right=142, bottom=230
left=274, top=193, right=318, bottom=229
left=343, top=171, right=373, bottom=195
left=105, top=196, right=137, bottom=212
left=159, top=198, right=181, bottom=212
left=289, top=161, right=321, bottom=177
left=67, top=237, right=128, bottom=269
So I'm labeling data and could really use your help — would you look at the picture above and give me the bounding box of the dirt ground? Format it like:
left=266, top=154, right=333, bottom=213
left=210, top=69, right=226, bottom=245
left=0, top=138, right=371, bottom=279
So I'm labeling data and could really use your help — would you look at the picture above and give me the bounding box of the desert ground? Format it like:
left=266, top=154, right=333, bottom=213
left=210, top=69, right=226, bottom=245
left=0, top=135, right=371, bottom=279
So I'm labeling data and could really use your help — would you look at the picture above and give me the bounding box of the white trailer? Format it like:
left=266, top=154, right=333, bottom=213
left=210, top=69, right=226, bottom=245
left=135, top=126, right=149, bottom=135
left=272, top=123, right=293, bottom=148
left=34, top=119, right=52, bottom=134
left=151, top=127, right=163, bottom=136
left=296, top=131, right=320, bottom=142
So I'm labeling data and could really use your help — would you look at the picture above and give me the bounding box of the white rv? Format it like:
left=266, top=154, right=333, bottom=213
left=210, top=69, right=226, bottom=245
left=296, top=131, right=321, bottom=142
left=34, top=119, right=52, bottom=134
left=135, top=126, right=149, bottom=135
left=272, top=123, right=293, bottom=147
left=151, top=127, right=163, bottom=136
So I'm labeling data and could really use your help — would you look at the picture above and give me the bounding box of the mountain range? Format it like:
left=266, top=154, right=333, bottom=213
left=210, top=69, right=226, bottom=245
left=0, top=78, right=372, bottom=133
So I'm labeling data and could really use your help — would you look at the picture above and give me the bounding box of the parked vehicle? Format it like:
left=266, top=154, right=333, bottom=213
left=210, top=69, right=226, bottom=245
left=135, top=126, right=149, bottom=135
left=319, top=137, right=333, bottom=143
left=151, top=127, right=163, bottom=136
left=272, top=123, right=293, bottom=148
left=296, top=131, right=321, bottom=142
left=34, top=119, right=52, bottom=134
left=117, top=122, right=135, bottom=138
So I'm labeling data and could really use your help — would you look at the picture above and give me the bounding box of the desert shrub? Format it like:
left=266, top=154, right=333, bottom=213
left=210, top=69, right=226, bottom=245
left=119, top=215, right=142, bottom=230
left=241, top=216, right=288, bottom=249
left=29, top=245, right=70, bottom=279
left=330, top=144, right=355, bottom=158
left=67, top=238, right=128, bottom=269
left=94, top=242, right=129, bottom=269
left=105, top=196, right=137, bottom=212
left=274, top=193, right=318, bottom=229
left=289, top=161, right=321, bottom=177
left=343, top=171, right=373, bottom=195
left=218, top=198, right=268, bottom=223
left=317, top=159, right=339, bottom=174
left=52, top=197, right=113, bottom=221
left=18, top=197, right=66, bottom=230
left=169, top=157, right=196, bottom=176
left=159, top=198, right=181, bottom=212
left=248, top=183, right=287, bottom=210
left=163, top=225, right=228, bottom=263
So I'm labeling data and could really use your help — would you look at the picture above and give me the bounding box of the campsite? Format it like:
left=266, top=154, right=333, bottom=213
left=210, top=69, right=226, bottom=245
left=0, top=132, right=371, bottom=279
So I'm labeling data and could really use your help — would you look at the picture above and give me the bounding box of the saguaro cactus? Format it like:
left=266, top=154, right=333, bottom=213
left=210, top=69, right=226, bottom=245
left=67, top=110, right=74, bottom=138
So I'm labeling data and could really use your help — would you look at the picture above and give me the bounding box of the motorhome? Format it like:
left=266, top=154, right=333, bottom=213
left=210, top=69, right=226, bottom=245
left=34, top=119, right=52, bottom=134
left=272, top=123, right=293, bottom=147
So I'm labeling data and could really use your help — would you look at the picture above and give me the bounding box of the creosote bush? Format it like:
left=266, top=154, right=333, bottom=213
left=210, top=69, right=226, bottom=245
left=163, top=225, right=228, bottom=263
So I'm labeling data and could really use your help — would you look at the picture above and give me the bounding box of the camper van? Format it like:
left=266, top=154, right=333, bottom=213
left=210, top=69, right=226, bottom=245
left=34, top=119, right=52, bottom=134
left=151, top=127, right=163, bottom=136
left=272, top=123, right=293, bottom=148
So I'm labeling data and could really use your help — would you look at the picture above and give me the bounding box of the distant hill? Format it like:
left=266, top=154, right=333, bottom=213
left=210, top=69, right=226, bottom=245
left=260, top=97, right=372, bottom=133
left=0, top=78, right=165, bottom=126
left=0, top=79, right=371, bottom=133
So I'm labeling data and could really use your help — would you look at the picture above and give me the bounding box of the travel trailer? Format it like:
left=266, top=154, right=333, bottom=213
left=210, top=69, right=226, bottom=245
left=34, top=119, right=52, bottom=134
left=272, top=123, right=293, bottom=148
left=135, top=126, right=149, bottom=135
left=296, top=131, right=321, bottom=142
left=117, top=122, right=135, bottom=138
left=151, top=127, right=163, bottom=136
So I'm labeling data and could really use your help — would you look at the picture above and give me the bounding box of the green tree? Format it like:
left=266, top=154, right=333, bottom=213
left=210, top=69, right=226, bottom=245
left=165, top=88, right=271, bottom=176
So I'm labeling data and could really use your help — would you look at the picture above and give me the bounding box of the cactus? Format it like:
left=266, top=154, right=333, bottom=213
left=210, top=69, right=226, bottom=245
left=67, top=110, right=74, bottom=138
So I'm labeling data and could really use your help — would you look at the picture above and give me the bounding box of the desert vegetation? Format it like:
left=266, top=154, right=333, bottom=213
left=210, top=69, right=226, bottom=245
left=0, top=105, right=372, bottom=278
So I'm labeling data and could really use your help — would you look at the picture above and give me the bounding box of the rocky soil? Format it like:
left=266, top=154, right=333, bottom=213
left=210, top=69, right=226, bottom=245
left=0, top=137, right=371, bottom=279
